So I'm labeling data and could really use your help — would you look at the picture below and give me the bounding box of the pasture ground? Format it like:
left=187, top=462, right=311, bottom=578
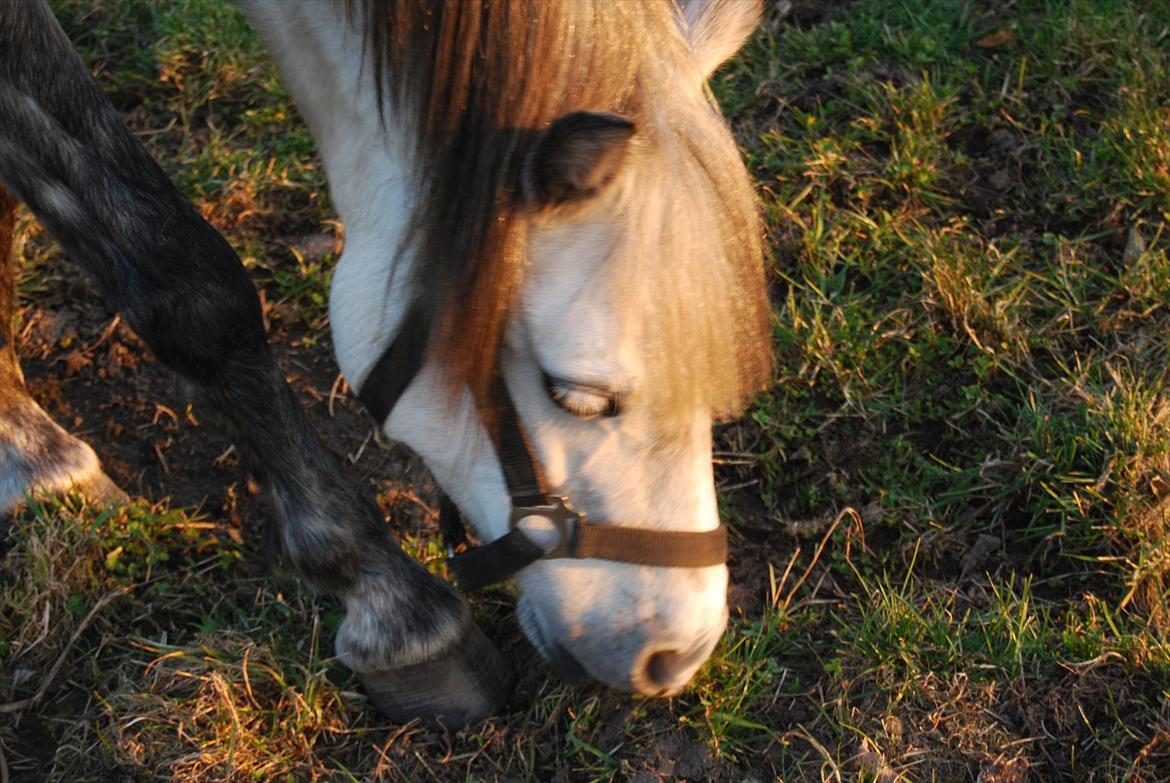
left=2, top=1, right=1169, bottom=780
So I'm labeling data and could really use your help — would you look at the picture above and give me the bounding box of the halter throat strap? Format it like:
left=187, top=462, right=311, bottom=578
left=356, top=301, right=430, bottom=425
left=357, top=318, right=729, bottom=593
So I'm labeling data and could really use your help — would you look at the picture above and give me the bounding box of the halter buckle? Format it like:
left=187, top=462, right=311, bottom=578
left=509, top=496, right=581, bottom=559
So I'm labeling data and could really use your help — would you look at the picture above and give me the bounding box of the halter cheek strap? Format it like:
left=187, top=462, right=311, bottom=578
left=357, top=320, right=729, bottom=592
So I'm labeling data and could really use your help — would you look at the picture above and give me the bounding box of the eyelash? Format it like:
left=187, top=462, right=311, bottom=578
left=542, top=373, right=622, bottom=419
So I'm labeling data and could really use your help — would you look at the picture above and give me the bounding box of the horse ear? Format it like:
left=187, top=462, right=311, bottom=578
left=523, top=112, right=635, bottom=206
left=677, top=0, right=763, bottom=80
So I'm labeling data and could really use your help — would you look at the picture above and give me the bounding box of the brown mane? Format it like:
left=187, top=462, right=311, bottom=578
left=347, top=0, right=771, bottom=417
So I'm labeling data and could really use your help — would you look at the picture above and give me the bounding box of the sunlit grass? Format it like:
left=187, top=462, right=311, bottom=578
left=717, top=0, right=1170, bottom=776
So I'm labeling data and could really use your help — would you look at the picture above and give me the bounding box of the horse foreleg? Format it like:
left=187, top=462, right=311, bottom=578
left=0, top=0, right=511, bottom=724
left=0, top=184, right=122, bottom=510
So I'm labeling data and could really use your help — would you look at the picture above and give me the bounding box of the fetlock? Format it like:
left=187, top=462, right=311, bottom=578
left=335, top=566, right=470, bottom=672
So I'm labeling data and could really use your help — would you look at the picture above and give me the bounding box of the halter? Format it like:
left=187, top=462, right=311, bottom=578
left=357, top=308, right=729, bottom=591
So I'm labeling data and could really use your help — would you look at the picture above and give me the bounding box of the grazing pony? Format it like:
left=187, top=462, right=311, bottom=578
left=0, top=0, right=770, bottom=724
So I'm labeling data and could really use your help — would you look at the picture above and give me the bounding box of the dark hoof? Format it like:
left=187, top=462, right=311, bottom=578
left=358, top=622, right=514, bottom=727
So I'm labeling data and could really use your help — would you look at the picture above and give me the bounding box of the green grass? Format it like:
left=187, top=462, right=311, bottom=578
left=2, top=0, right=1170, bottom=780
left=724, top=0, right=1170, bottom=777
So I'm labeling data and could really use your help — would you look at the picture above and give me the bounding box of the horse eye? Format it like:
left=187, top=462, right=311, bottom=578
left=542, top=373, right=621, bottom=418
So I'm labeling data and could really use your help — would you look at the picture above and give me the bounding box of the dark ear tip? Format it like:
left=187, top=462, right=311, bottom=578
left=549, top=110, right=636, bottom=133
left=525, top=111, right=637, bottom=206
left=546, top=111, right=635, bottom=140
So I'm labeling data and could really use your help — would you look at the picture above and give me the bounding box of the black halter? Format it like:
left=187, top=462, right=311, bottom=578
left=357, top=311, right=729, bottom=591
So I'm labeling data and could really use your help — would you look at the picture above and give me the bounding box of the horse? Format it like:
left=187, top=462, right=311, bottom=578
left=0, top=0, right=771, bottom=725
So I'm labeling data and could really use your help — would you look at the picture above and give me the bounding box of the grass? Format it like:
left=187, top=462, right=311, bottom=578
left=2, top=0, right=1170, bottom=780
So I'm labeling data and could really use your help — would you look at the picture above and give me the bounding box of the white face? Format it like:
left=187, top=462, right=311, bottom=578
left=505, top=213, right=731, bottom=693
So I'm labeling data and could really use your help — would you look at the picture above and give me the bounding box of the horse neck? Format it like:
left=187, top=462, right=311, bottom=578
left=242, top=0, right=421, bottom=390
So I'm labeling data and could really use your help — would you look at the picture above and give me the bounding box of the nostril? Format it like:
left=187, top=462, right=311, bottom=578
left=645, top=649, right=685, bottom=692
left=635, top=612, right=728, bottom=696
left=641, top=641, right=710, bottom=695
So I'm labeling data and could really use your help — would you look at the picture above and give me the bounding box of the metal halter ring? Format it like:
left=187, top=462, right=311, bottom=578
left=509, top=496, right=581, bottom=559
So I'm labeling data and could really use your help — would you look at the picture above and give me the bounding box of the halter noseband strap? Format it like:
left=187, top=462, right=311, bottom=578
left=357, top=319, right=729, bottom=592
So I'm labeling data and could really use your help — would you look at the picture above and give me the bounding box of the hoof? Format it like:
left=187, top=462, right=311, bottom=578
left=0, top=416, right=126, bottom=514
left=357, top=622, right=514, bottom=727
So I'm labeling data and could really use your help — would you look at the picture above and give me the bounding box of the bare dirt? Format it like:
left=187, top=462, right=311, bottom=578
left=16, top=228, right=434, bottom=543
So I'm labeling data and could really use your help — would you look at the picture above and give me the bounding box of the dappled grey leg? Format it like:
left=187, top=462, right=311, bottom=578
left=0, top=184, right=121, bottom=510
left=0, top=0, right=511, bottom=723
